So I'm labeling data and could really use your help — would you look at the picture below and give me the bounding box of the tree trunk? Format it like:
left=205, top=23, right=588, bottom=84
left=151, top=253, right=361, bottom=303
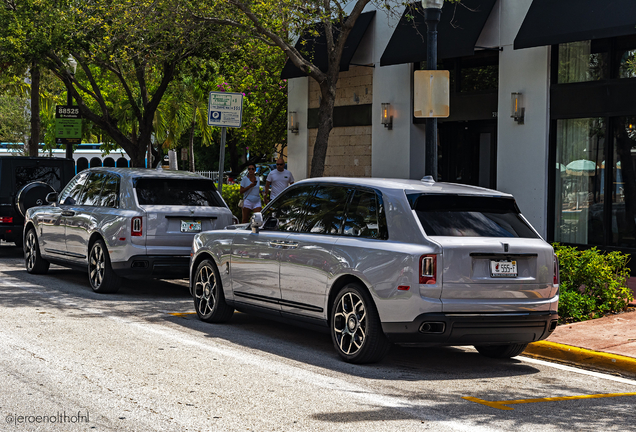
left=189, top=113, right=196, bottom=172
left=309, top=81, right=336, bottom=178
left=28, top=61, right=40, bottom=157
left=227, top=132, right=239, bottom=174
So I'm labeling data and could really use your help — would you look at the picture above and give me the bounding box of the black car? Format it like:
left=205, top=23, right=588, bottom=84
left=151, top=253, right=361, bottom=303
left=0, top=156, right=75, bottom=246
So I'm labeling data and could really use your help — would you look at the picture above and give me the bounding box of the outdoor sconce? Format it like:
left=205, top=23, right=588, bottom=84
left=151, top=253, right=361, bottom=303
left=511, top=92, right=525, bottom=124
left=288, top=111, right=299, bottom=134
left=381, top=103, right=393, bottom=130
left=67, top=55, right=77, bottom=76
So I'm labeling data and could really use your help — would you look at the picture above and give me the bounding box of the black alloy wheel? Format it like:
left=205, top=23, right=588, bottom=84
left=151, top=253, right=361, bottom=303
left=24, top=228, right=49, bottom=274
left=193, top=259, right=234, bottom=323
left=88, top=239, right=121, bottom=294
left=330, top=282, right=390, bottom=364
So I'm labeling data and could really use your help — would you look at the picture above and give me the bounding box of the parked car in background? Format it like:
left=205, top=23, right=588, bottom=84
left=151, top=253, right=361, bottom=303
left=189, top=177, right=559, bottom=364
left=24, top=168, right=235, bottom=293
left=0, top=156, right=75, bottom=246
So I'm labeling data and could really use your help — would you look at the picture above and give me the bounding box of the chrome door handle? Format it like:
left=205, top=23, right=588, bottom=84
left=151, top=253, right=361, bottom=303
left=268, top=241, right=285, bottom=248
left=284, top=242, right=299, bottom=249
left=61, top=211, right=75, bottom=217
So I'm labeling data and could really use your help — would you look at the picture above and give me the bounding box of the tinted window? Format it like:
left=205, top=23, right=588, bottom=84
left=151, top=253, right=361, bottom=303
left=263, top=185, right=314, bottom=232
left=343, top=190, right=387, bottom=239
left=78, top=172, right=107, bottom=206
left=99, top=175, right=120, bottom=208
left=58, top=171, right=90, bottom=205
left=15, top=165, right=63, bottom=192
left=134, top=178, right=224, bottom=207
left=300, top=185, right=351, bottom=234
left=409, top=194, right=539, bottom=238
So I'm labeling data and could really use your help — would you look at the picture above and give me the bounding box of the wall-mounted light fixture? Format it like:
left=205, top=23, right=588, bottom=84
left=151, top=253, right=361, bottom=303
left=381, top=103, right=393, bottom=130
left=288, top=111, right=299, bottom=134
left=511, top=92, right=525, bottom=124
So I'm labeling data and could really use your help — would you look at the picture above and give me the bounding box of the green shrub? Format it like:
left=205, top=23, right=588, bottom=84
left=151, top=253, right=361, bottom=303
left=553, top=243, right=633, bottom=323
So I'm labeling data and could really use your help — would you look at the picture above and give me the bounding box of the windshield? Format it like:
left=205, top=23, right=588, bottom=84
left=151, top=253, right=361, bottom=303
left=408, top=194, right=539, bottom=238
left=134, top=178, right=224, bottom=207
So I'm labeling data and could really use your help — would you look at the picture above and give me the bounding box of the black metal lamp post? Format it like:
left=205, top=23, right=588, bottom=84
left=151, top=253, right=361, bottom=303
left=66, top=56, right=77, bottom=159
left=423, top=0, right=443, bottom=180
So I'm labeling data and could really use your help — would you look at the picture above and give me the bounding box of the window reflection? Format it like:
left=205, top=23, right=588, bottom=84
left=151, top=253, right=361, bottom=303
left=554, top=118, right=605, bottom=244
left=611, top=117, right=636, bottom=246
left=558, top=40, right=609, bottom=83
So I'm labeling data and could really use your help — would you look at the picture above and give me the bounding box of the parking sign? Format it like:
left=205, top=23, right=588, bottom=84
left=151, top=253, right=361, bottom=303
left=207, top=92, right=243, bottom=128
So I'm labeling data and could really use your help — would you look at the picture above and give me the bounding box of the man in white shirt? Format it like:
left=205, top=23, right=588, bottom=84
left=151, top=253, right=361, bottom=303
left=264, top=158, right=294, bottom=203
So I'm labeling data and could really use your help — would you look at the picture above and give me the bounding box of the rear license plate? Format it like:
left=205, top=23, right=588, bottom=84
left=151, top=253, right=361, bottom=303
left=490, top=260, right=517, bottom=278
left=180, top=220, right=201, bottom=233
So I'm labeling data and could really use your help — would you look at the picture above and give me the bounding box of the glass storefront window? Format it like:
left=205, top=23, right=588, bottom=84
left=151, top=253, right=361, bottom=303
left=558, top=40, right=609, bottom=83
left=611, top=117, right=636, bottom=247
left=554, top=118, right=605, bottom=244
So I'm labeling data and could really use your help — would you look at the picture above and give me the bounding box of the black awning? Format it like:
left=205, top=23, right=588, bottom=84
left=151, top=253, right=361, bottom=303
left=514, top=0, right=636, bottom=50
left=380, top=0, right=497, bottom=67
left=281, top=11, right=375, bottom=79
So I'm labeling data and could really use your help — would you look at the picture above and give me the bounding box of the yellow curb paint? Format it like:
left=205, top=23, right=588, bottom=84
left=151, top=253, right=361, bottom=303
left=523, top=340, right=636, bottom=376
left=168, top=312, right=197, bottom=316
left=463, top=392, right=636, bottom=411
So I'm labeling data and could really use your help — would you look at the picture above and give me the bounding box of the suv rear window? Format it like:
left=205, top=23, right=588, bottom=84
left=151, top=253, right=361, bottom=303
left=408, top=194, right=539, bottom=238
left=15, top=166, right=63, bottom=191
left=134, top=178, right=224, bottom=207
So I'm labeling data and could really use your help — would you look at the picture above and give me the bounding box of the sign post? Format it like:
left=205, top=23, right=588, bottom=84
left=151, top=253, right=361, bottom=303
left=55, top=105, right=82, bottom=158
left=207, top=92, right=243, bottom=193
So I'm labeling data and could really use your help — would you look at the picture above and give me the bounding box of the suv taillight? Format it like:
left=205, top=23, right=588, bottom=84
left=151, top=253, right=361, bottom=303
left=420, top=254, right=437, bottom=284
left=132, top=217, right=143, bottom=237
left=553, top=254, right=559, bottom=286
left=0, top=216, right=13, bottom=224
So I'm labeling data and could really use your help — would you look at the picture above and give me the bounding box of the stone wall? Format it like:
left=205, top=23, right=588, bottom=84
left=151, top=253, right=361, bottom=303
left=307, top=66, right=373, bottom=177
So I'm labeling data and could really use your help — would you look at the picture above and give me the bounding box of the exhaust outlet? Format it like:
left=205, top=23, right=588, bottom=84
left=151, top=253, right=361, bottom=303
left=419, top=321, right=445, bottom=334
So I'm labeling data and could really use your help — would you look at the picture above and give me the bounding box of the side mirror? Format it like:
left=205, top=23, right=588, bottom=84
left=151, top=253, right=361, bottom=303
left=45, top=192, right=58, bottom=203
left=250, top=212, right=263, bottom=233
left=263, top=217, right=279, bottom=230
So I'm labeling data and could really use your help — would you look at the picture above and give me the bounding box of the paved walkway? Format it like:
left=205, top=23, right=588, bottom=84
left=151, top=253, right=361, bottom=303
left=523, top=308, right=636, bottom=378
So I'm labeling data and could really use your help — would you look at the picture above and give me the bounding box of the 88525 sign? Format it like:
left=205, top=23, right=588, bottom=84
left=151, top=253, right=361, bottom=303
left=55, top=105, right=82, bottom=145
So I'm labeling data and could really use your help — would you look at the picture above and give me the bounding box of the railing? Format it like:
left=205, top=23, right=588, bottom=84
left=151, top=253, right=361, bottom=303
left=195, top=171, right=220, bottom=182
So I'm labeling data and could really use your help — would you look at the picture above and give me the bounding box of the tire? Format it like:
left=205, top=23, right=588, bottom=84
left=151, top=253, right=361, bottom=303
left=192, top=259, right=234, bottom=323
left=88, top=239, right=121, bottom=294
left=474, top=343, right=529, bottom=359
left=24, top=228, right=49, bottom=274
left=330, top=282, right=391, bottom=364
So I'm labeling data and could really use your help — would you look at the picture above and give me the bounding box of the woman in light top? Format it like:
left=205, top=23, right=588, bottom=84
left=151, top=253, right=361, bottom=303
left=239, top=163, right=262, bottom=223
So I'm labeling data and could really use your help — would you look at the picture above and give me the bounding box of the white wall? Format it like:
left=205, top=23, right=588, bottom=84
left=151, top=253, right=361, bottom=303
left=287, top=77, right=309, bottom=180
left=496, top=0, right=551, bottom=237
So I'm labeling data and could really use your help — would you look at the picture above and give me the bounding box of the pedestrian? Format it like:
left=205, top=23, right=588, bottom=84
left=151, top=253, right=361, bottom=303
left=239, top=163, right=262, bottom=223
left=264, top=158, right=294, bottom=204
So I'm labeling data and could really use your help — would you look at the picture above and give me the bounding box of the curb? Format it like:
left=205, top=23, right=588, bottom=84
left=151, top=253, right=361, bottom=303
left=523, top=341, right=636, bottom=378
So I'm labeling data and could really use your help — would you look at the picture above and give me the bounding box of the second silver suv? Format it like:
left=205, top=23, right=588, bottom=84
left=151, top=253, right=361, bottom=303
left=24, top=167, right=235, bottom=293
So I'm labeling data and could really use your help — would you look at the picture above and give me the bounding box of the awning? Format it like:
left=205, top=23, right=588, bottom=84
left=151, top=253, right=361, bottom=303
left=281, top=11, right=375, bottom=79
left=514, top=0, right=636, bottom=50
left=380, top=0, right=497, bottom=67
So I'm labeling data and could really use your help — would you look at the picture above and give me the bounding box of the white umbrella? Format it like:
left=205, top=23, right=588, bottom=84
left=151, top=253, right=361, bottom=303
left=565, top=159, right=597, bottom=176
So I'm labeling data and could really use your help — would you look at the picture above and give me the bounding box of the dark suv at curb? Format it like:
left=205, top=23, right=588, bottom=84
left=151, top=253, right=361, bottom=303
left=0, top=156, right=75, bottom=246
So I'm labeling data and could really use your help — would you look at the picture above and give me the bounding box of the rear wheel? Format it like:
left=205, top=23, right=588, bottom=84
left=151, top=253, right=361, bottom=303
left=24, top=228, right=49, bottom=274
left=88, top=239, right=121, bottom=294
left=474, top=343, right=529, bottom=358
left=193, top=259, right=234, bottom=323
left=330, top=283, right=390, bottom=364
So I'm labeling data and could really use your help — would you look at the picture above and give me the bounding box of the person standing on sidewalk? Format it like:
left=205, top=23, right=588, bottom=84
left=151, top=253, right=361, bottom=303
left=239, top=163, right=262, bottom=223
left=264, top=158, right=294, bottom=204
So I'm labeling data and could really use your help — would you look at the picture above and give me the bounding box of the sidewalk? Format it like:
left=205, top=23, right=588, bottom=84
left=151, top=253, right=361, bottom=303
left=523, top=307, right=636, bottom=378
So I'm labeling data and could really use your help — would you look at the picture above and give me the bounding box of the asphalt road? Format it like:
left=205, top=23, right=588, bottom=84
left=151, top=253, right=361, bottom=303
left=1, top=241, right=635, bottom=432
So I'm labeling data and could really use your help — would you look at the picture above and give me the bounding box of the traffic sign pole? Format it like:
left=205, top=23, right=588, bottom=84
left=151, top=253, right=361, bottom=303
left=218, top=127, right=226, bottom=194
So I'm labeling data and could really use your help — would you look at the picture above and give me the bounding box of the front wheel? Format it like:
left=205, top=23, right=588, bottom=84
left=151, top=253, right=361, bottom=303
left=88, top=239, right=121, bottom=294
left=330, top=283, right=390, bottom=364
left=474, top=343, right=529, bottom=358
left=24, top=228, right=49, bottom=274
left=193, top=259, right=234, bottom=323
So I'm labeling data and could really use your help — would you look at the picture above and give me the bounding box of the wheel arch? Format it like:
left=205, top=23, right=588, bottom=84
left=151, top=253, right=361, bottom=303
left=23, top=221, right=36, bottom=241
left=190, top=251, right=222, bottom=296
left=327, top=274, right=370, bottom=321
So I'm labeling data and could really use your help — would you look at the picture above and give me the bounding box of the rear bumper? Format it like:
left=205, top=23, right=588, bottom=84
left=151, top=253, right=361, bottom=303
left=0, top=225, right=23, bottom=243
left=111, top=255, right=190, bottom=279
left=382, top=311, right=558, bottom=347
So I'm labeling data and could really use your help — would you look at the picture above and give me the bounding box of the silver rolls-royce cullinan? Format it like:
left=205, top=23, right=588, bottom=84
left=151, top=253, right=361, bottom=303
left=189, top=177, right=559, bottom=364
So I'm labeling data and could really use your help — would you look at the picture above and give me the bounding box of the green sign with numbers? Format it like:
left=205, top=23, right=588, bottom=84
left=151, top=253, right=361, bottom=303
left=55, top=105, right=82, bottom=145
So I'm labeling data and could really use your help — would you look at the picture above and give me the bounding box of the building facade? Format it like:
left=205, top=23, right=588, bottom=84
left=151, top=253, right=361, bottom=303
left=286, top=0, right=636, bottom=258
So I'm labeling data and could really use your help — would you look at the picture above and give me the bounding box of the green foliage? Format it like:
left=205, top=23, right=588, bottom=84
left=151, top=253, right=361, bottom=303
left=554, top=244, right=634, bottom=323
left=220, top=184, right=242, bottom=219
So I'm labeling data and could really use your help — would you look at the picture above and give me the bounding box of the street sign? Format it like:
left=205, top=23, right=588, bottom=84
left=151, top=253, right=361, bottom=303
left=207, top=92, right=243, bottom=128
left=55, top=105, right=82, bottom=145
